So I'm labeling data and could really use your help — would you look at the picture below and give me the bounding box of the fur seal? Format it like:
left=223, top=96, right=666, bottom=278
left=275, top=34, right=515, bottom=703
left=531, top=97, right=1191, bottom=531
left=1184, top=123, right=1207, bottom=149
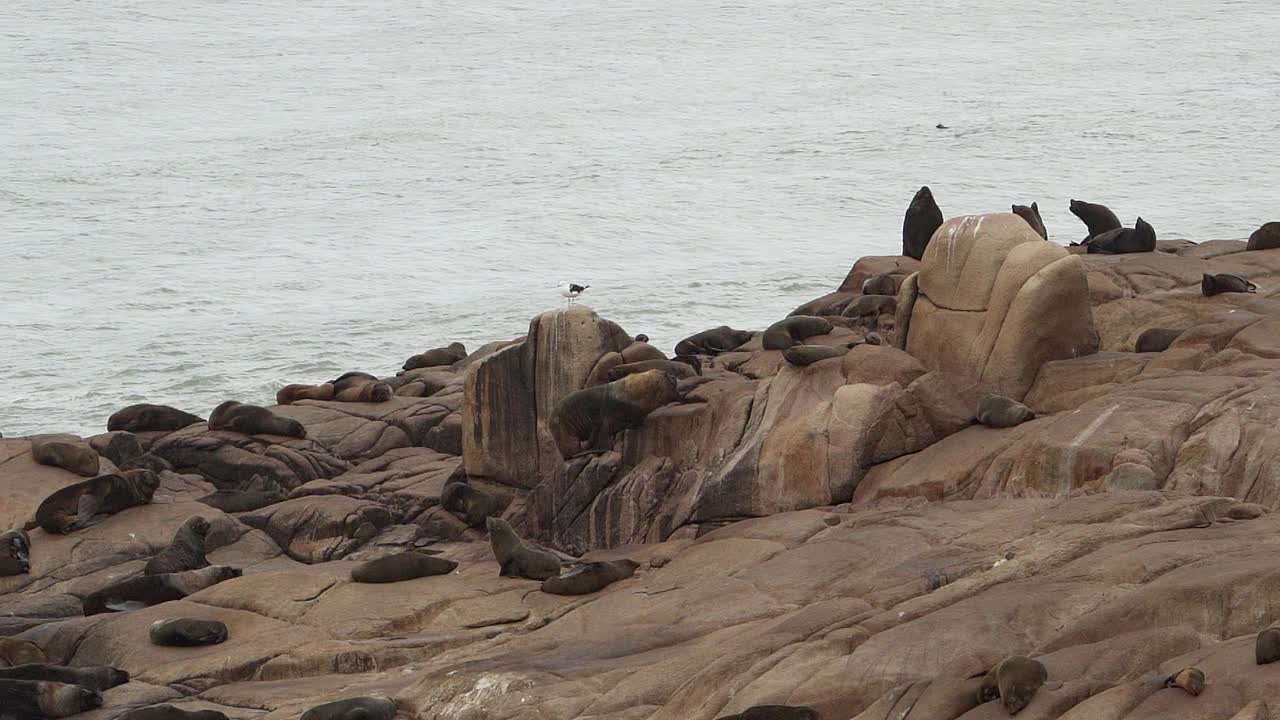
left=977, top=656, right=1048, bottom=714
left=208, top=401, right=305, bottom=438
left=1201, top=273, right=1258, bottom=296
left=197, top=489, right=285, bottom=514
left=439, top=482, right=503, bottom=528
left=1068, top=199, right=1121, bottom=243
left=89, top=431, right=144, bottom=470
left=486, top=517, right=561, bottom=581
left=35, top=469, right=160, bottom=535
left=119, top=706, right=230, bottom=720
left=1135, top=328, right=1186, bottom=353
left=1012, top=202, right=1047, bottom=240
left=674, top=326, right=753, bottom=356
left=606, top=359, right=699, bottom=382
left=0, top=528, right=31, bottom=576
left=0, top=639, right=46, bottom=668
left=976, top=395, right=1036, bottom=428
left=30, top=436, right=101, bottom=477
left=1247, top=221, right=1280, bottom=251
left=635, top=334, right=649, bottom=343
left=672, top=355, right=703, bottom=375
left=0, top=679, right=102, bottom=719
left=762, top=316, right=834, bottom=351
left=716, top=707, right=821, bottom=720
left=83, top=565, right=242, bottom=615
left=351, top=551, right=457, bottom=583
left=1164, top=666, right=1205, bottom=696
left=0, top=664, right=129, bottom=691
left=402, top=342, right=467, bottom=371
left=300, top=697, right=396, bottom=720
left=330, top=372, right=393, bottom=403
left=903, top=186, right=944, bottom=260
left=843, top=295, right=896, bottom=328
left=550, top=370, right=679, bottom=458
left=149, top=618, right=228, bottom=647
left=1084, top=217, right=1156, bottom=254
left=107, top=404, right=205, bottom=434
left=860, top=274, right=897, bottom=296
left=1257, top=626, right=1280, bottom=664
left=781, top=345, right=849, bottom=367
left=276, top=383, right=336, bottom=406
left=144, top=517, right=210, bottom=576
left=541, top=559, right=639, bottom=595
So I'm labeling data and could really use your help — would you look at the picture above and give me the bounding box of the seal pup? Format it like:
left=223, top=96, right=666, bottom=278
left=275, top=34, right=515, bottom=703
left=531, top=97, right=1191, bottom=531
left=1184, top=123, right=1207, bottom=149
left=329, top=372, right=393, bottom=403
left=674, top=326, right=753, bottom=356
left=35, top=469, right=160, bottom=534
left=83, top=565, right=242, bottom=615
left=0, top=679, right=102, bottom=719
left=402, top=342, right=467, bottom=371
left=550, top=370, right=679, bottom=458
left=30, top=436, right=101, bottom=477
left=1068, top=199, right=1121, bottom=243
left=861, top=274, right=897, bottom=296
left=0, top=528, right=32, bottom=576
left=1135, top=328, right=1186, bottom=353
left=300, top=696, right=397, bottom=720
left=0, top=664, right=129, bottom=691
left=276, top=383, right=335, bottom=406
left=716, top=707, right=821, bottom=720
left=0, top=639, right=47, bottom=668
left=149, top=618, right=228, bottom=647
left=144, top=517, right=211, bottom=575
left=1085, top=217, right=1157, bottom=254
left=350, top=551, right=458, bottom=584
left=1164, top=666, right=1205, bottom=696
left=208, top=401, right=306, bottom=438
left=119, top=706, right=230, bottom=720
left=1012, top=202, right=1047, bottom=240
left=107, top=404, right=205, bottom=434
left=977, top=656, right=1048, bottom=714
left=486, top=517, right=562, bottom=581
left=1257, top=626, right=1280, bottom=664
left=439, top=482, right=503, bottom=528
left=762, top=316, right=833, bottom=351
left=541, top=559, right=639, bottom=595
left=975, top=395, right=1036, bottom=428
left=902, top=186, right=944, bottom=260
left=1201, top=273, right=1258, bottom=296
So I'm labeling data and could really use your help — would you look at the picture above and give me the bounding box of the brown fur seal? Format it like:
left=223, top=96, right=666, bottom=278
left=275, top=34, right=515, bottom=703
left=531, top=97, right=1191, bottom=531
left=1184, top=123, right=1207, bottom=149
left=89, top=431, right=144, bottom=469
left=620, top=340, right=667, bottom=364
left=977, top=656, right=1048, bottom=714
left=903, top=186, right=944, bottom=260
left=1202, top=273, right=1258, bottom=296
left=782, top=345, right=849, bottom=367
left=144, top=517, right=210, bottom=576
left=329, top=372, right=393, bottom=403
left=861, top=274, right=897, bottom=296
left=300, top=696, right=397, bottom=720
left=439, top=482, right=503, bottom=528
left=976, top=395, right=1036, bottom=428
left=208, top=401, right=306, bottom=438
left=716, top=707, right=821, bottom=720
left=351, top=551, right=457, bottom=583
left=276, top=383, right=336, bottom=405
left=0, top=664, right=129, bottom=691
left=1257, top=627, right=1280, bottom=664
left=0, top=679, right=102, bottom=719
left=674, top=326, right=753, bottom=356
left=402, top=342, right=467, bottom=371
left=35, top=469, right=160, bottom=534
left=83, top=565, right=242, bottom=615
left=1085, top=217, right=1156, bottom=254
left=119, top=706, right=230, bottom=720
left=486, top=517, right=561, bottom=581
left=149, top=618, right=228, bottom=647
left=1012, top=202, right=1048, bottom=240
left=550, top=370, right=679, bottom=458
left=107, top=404, right=205, bottom=433
left=606, top=359, right=699, bottom=382
left=1164, top=666, right=1205, bottom=696
left=635, top=334, right=650, bottom=343
left=762, top=316, right=833, bottom=351
left=1068, top=199, right=1121, bottom=243
left=671, top=355, right=703, bottom=375
left=1247, top=221, right=1280, bottom=251
left=1135, top=328, right=1186, bottom=353
left=0, top=639, right=47, bottom=668
left=843, top=295, right=896, bottom=328
left=541, top=559, right=639, bottom=595
left=30, top=436, right=101, bottom=477
left=197, top=489, right=286, bottom=514
left=0, top=529, right=32, bottom=576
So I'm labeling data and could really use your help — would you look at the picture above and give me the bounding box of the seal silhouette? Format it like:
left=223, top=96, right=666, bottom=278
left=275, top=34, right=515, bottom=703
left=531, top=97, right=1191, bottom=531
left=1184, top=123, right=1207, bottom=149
left=144, top=516, right=211, bottom=575
left=107, top=404, right=205, bottom=434
left=761, top=316, right=833, bottom=351
left=1084, top=217, right=1156, bottom=254
left=208, top=401, right=306, bottom=438
left=1135, top=328, right=1186, bottom=353
left=550, top=370, right=679, bottom=458
left=1012, top=202, right=1047, bottom=239
left=541, top=559, right=639, bottom=595
left=1164, top=666, right=1205, bottom=696
left=83, top=565, right=242, bottom=615
left=35, top=469, right=160, bottom=534
left=1256, top=626, right=1280, bottom=664
left=976, top=395, right=1036, bottom=428
left=977, top=656, right=1048, bottom=714
left=0, top=528, right=32, bottom=576
left=607, top=359, right=700, bottom=382
left=861, top=274, right=897, bottom=296
left=149, top=618, right=228, bottom=647
left=1068, top=199, right=1121, bottom=243
left=403, top=343, right=467, bottom=371
left=487, top=517, right=562, bottom=581
left=300, top=696, right=397, bottom=720
left=0, top=679, right=102, bottom=719
left=30, top=436, right=101, bottom=477
left=330, top=372, right=393, bottom=403
left=197, top=489, right=286, bottom=514
left=1202, top=273, right=1258, bottom=296
left=439, top=482, right=504, bottom=528
left=276, top=383, right=336, bottom=405
left=674, top=326, right=753, bottom=356
left=903, top=186, right=944, bottom=260
left=350, top=551, right=458, bottom=583
left=0, top=664, right=129, bottom=691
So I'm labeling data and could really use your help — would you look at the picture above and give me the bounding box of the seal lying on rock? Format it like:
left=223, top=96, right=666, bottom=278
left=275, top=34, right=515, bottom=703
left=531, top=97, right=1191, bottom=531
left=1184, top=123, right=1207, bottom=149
left=403, top=342, right=467, bottom=371
left=30, top=436, right=101, bottom=477
left=351, top=551, right=457, bottom=583
left=606, top=359, right=700, bottom=381
left=977, top=656, right=1048, bottom=714
left=976, top=395, right=1036, bottom=428
left=35, top=469, right=160, bottom=534
left=108, top=404, right=205, bottom=434
left=1201, top=273, right=1258, bottom=296
left=674, top=326, right=753, bottom=356
left=1135, top=328, right=1186, bottom=353
left=762, top=316, right=833, bottom=351
left=843, top=295, right=896, bottom=329
left=300, top=696, right=397, bottom=720
left=550, top=370, right=679, bottom=458
left=1257, top=627, right=1280, bottom=664
left=487, top=517, right=562, bottom=581
left=0, top=664, right=129, bottom=691
left=440, top=482, right=503, bottom=528
left=197, top=489, right=286, bottom=514
left=1247, top=221, right=1280, bottom=251
left=149, top=618, right=228, bottom=647
left=716, top=707, right=821, bottom=720
left=208, top=401, right=306, bottom=438
left=782, top=345, right=849, bottom=367
left=861, top=273, right=897, bottom=296
left=329, top=372, right=393, bottom=403
left=1084, top=217, right=1156, bottom=254
left=144, top=517, right=211, bottom=576
left=903, top=185, right=944, bottom=260
left=119, top=706, right=230, bottom=720
left=276, top=383, right=335, bottom=405
left=0, top=679, right=102, bottom=719
left=83, top=565, right=242, bottom=615
left=1068, top=199, right=1121, bottom=243
left=1164, top=666, right=1205, bottom=696
left=0, top=529, right=32, bottom=576
left=0, top=639, right=47, bottom=667
left=1012, top=202, right=1047, bottom=240
left=541, top=559, right=639, bottom=595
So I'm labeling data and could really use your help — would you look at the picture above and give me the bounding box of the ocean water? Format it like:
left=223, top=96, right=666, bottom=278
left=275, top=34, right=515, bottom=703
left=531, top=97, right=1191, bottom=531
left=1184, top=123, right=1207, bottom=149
left=3, top=0, right=1278, bottom=437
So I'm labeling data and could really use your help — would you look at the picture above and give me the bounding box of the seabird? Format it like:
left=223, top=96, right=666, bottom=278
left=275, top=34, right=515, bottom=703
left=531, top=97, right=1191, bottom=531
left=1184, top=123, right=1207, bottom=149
left=557, top=280, right=588, bottom=306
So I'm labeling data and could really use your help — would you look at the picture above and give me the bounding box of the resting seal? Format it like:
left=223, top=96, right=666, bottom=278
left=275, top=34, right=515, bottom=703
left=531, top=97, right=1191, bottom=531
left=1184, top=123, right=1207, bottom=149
left=550, top=370, right=679, bottom=459
left=541, top=559, right=639, bottom=595
left=975, top=395, right=1036, bottom=428
left=606, top=359, right=699, bottom=382
left=902, top=185, right=944, bottom=260
left=439, top=482, right=503, bottom=528
left=1084, top=217, right=1156, bottom=254
left=330, top=372, right=393, bottom=403
left=35, top=469, right=160, bottom=534
left=208, top=401, right=305, bottom=438
left=351, top=551, right=457, bottom=583
left=144, top=517, right=210, bottom=576
left=861, top=274, right=897, bottom=296
left=149, top=618, right=228, bottom=647
left=276, top=383, right=336, bottom=405
left=300, top=697, right=397, bottom=720
left=1247, top=221, right=1280, bottom=251
left=674, top=326, right=753, bottom=356
left=782, top=345, right=849, bottom=367
left=197, top=489, right=286, bottom=514
left=107, top=404, right=205, bottom=434
left=487, top=517, right=561, bottom=581
left=0, top=529, right=32, bottom=576
left=1068, top=199, right=1121, bottom=243
left=1135, top=328, right=1186, bottom=353
left=0, top=679, right=102, bottom=719
left=1202, top=273, right=1258, bottom=296
left=843, top=295, right=896, bottom=329
left=0, top=639, right=47, bottom=668
left=977, top=656, right=1048, bottom=714
left=762, top=316, right=833, bottom=351
left=83, top=565, right=242, bottom=615
left=403, top=342, right=467, bottom=371
left=1164, top=666, right=1205, bottom=696
left=119, top=706, right=230, bottom=720
left=1012, top=202, right=1047, bottom=240
left=30, top=436, right=101, bottom=477
left=1257, top=627, right=1280, bottom=664
left=0, top=664, right=129, bottom=691
left=715, top=707, right=821, bottom=720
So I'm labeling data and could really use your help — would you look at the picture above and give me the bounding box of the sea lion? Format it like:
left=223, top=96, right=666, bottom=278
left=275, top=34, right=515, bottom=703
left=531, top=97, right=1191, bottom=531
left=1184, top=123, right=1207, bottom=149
left=903, top=186, right=944, bottom=260
left=716, top=707, right=821, bottom=720
left=1012, top=202, right=1048, bottom=240
left=35, top=469, right=160, bottom=535
left=1164, top=666, right=1205, bottom=696
left=975, top=395, right=1036, bottom=428
left=83, top=565, right=242, bottom=615
left=300, top=697, right=397, bottom=720
left=1257, top=627, right=1280, bottom=664
left=606, top=359, right=699, bottom=382
left=197, top=489, right=286, bottom=514
left=541, top=559, right=639, bottom=595
left=439, top=482, right=503, bottom=528
left=977, top=656, right=1048, bottom=714
left=843, top=295, right=896, bottom=328
left=0, top=528, right=31, bottom=576
left=276, top=383, right=336, bottom=406
left=0, top=639, right=46, bottom=668
left=107, top=404, right=205, bottom=434
left=550, top=370, right=679, bottom=459
left=351, top=551, right=458, bottom=583
left=1201, top=273, right=1258, bottom=296
left=0, top=679, right=102, bottom=719
left=1247, top=221, right=1280, bottom=251
left=148, top=618, right=228, bottom=647
left=1085, top=217, right=1157, bottom=254
left=0, top=664, right=129, bottom=691
left=674, top=326, right=754, bottom=356
left=1135, top=328, right=1186, bottom=353
left=1068, top=199, right=1121, bottom=243
left=144, top=517, right=210, bottom=576
left=402, top=343, right=468, bottom=371
left=30, top=436, right=101, bottom=477
left=781, top=345, right=849, bottom=367
left=861, top=274, right=897, bottom=296
left=486, top=517, right=561, bottom=581
left=207, top=401, right=305, bottom=438
left=762, top=316, right=833, bottom=351
left=330, top=372, right=393, bottom=403
left=118, top=706, right=230, bottom=720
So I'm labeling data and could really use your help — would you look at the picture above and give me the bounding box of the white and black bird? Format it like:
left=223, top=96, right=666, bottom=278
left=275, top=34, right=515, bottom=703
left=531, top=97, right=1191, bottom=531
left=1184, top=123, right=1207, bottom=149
left=557, top=280, right=589, bottom=306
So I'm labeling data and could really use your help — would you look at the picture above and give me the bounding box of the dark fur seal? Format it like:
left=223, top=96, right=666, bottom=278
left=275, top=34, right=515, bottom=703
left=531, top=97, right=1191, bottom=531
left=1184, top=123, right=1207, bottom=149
left=1247, top=221, right=1280, bottom=251
left=672, top=355, right=703, bottom=375
left=107, top=404, right=205, bottom=434
left=439, top=482, right=503, bottom=528
left=0, top=664, right=129, bottom=691
left=860, top=274, right=897, bottom=296
left=976, top=395, right=1036, bottom=428
left=149, top=618, right=228, bottom=647
left=1164, top=666, right=1205, bottom=696
left=620, top=340, right=667, bottom=364
left=300, top=696, right=397, bottom=720
left=351, top=551, right=457, bottom=583
left=762, top=316, right=833, bottom=351
left=89, top=431, right=144, bottom=469
left=550, top=370, right=679, bottom=459
left=1201, top=273, right=1258, bottom=296
left=276, top=383, right=336, bottom=405
left=119, top=705, right=230, bottom=720
left=402, top=342, right=467, bottom=371
left=1084, top=217, right=1156, bottom=254
left=0, top=639, right=47, bottom=668
left=83, top=565, right=242, bottom=615
left=35, top=469, right=160, bottom=535
left=716, top=707, right=821, bottom=720
left=0, top=529, right=31, bottom=576
left=208, top=401, right=305, bottom=438
left=635, top=334, right=650, bottom=343
left=1012, top=202, right=1047, bottom=240
left=1135, top=328, right=1186, bottom=353
left=1068, top=199, right=1121, bottom=243
left=541, top=559, right=639, bottom=595
left=1257, top=627, right=1280, bottom=664
left=329, top=372, right=393, bottom=403
left=606, top=359, right=699, bottom=382
left=902, top=185, right=944, bottom=260
left=977, top=656, right=1048, bottom=714
left=781, top=345, right=849, bottom=367
left=144, top=517, right=210, bottom=576
left=197, top=489, right=286, bottom=514
left=487, top=517, right=561, bottom=581
left=30, top=436, right=101, bottom=477
left=843, top=295, right=896, bottom=328
left=0, top=679, right=102, bottom=719
left=674, top=326, right=753, bottom=356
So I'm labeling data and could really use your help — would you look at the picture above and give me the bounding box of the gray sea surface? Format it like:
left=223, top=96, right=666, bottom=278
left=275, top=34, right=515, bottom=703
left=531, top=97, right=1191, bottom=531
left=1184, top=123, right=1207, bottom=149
left=3, top=0, right=1279, bottom=436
